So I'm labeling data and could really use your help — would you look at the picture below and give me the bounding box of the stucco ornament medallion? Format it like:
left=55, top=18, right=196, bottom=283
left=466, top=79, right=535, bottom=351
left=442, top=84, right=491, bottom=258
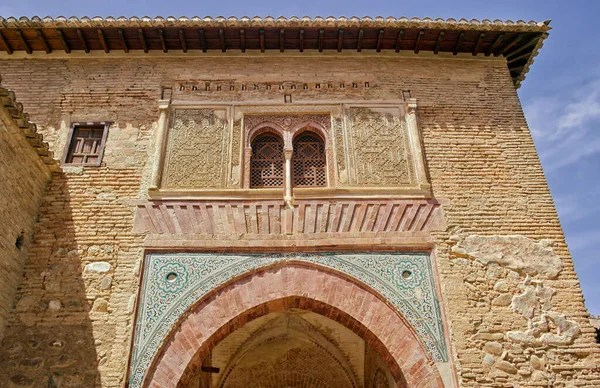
left=156, top=262, right=188, bottom=293
left=393, top=261, right=423, bottom=289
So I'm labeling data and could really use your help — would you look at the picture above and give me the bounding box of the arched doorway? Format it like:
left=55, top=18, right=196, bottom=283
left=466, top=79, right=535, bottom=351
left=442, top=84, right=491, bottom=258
left=189, top=309, right=393, bottom=388
left=141, top=264, right=444, bottom=388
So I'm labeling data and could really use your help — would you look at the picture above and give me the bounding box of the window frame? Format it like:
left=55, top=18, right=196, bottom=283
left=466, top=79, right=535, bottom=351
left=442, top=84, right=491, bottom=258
left=291, top=130, right=328, bottom=188
left=249, top=132, right=285, bottom=189
left=61, top=121, right=111, bottom=167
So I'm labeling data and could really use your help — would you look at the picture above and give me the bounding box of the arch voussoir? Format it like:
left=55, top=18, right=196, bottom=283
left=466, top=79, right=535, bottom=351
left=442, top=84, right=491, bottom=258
left=143, top=264, right=444, bottom=388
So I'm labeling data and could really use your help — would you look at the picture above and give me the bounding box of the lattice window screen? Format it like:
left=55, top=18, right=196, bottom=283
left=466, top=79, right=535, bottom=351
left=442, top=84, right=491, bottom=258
left=293, top=132, right=327, bottom=187
left=250, top=134, right=284, bottom=188
left=63, top=122, right=110, bottom=166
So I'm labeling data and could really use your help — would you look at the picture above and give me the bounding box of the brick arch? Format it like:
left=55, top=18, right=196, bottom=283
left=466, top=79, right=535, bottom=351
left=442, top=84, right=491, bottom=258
left=143, top=264, right=444, bottom=388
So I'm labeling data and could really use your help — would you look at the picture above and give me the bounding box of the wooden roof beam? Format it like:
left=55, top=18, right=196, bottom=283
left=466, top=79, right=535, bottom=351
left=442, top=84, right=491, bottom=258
left=219, top=29, right=226, bottom=52
left=376, top=29, right=384, bottom=52
left=158, top=29, right=167, bottom=53
left=118, top=29, right=129, bottom=53
left=498, top=34, right=524, bottom=56
left=138, top=28, right=148, bottom=53
left=280, top=29, right=285, bottom=52
left=414, top=30, right=424, bottom=54
left=509, top=65, right=524, bottom=74
left=506, top=36, right=540, bottom=60
left=36, top=29, right=51, bottom=53
left=395, top=29, right=404, bottom=53
left=337, top=29, right=343, bottom=52
left=507, top=51, right=532, bottom=64
left=357, top=28, right=364, bottom=52
left=299, top=29, right=304, bottom=52
left=198, top=29, right=207, bottom=52
left=453, top=32, right=465, bottom=55
left=433, top=31, right=445, bottom=54
left=473, top=32, right=485, bottom=56
left=486, top=33, right=504, bottom=56
left=77, top=29, right=89, bottom=53
left=15, top=29, right=32, bottom=54
left=97, top=29, right=109, bottom=53
left=259, top=28, right=265, bottom=53
left=57, top=29, right=70, bottom=53
left=0, top=30, right=12, bottom=54
left=318, top=29, right=324, bottom=52
left=178, top=28, right=187, bottom=53
left=240, top=29, right=246, bottom=53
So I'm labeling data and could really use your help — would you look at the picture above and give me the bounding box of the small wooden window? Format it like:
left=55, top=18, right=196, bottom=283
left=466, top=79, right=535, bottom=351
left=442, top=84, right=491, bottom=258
left=293, top=132, right=327, bottom=187
left=250, top=134, right=284, bottom=188
left=62, top=122, right=110, bottom=166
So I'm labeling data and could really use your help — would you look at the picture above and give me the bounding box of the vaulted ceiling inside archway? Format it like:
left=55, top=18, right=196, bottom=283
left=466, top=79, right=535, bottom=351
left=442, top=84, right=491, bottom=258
left=187, top=310, right=396, bottom=388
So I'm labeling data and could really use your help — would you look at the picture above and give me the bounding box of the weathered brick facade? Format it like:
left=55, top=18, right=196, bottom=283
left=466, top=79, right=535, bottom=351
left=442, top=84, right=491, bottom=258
left=0, top=16, right=599, bottom=388
left=0, top=87, right=53, bottom=343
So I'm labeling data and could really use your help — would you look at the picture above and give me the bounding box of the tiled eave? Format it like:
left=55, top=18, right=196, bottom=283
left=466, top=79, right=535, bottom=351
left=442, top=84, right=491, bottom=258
left=0, top=16, right=551, bottom=87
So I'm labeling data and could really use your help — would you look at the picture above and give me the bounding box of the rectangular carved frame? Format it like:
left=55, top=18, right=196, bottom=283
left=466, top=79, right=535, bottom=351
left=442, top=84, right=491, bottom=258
left=148, top=99, right=431, bottom=200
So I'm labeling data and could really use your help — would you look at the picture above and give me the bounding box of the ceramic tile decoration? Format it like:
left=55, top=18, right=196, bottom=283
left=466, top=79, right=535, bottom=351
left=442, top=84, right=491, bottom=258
left=129, top=252, right=447, bottom=387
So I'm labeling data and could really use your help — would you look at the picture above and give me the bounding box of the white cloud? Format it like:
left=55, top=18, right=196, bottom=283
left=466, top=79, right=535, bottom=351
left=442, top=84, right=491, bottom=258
left=555, top=92, right=600, bottom=137
left=524, top=76, right=600, bottom=173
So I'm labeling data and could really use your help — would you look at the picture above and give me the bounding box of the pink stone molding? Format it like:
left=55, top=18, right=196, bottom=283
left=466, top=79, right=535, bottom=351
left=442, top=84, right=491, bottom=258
left=133, top=198, right=446, bottom=236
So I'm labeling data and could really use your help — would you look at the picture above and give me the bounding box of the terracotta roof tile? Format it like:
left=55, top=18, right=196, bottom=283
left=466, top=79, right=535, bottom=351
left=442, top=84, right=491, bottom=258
left=0, top=15, right=551, bottom=32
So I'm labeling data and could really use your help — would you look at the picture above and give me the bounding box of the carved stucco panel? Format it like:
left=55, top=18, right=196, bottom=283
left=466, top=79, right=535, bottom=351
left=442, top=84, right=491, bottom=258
left=332, top=115, right=348, bottom=185
left=162, top=109, right=229, bottom=189
left=346, top=107, right=413, bottom=186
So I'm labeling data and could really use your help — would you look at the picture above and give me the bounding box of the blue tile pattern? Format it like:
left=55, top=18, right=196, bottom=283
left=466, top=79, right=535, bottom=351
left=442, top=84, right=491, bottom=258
left=129, top=252, right=447, bottom=387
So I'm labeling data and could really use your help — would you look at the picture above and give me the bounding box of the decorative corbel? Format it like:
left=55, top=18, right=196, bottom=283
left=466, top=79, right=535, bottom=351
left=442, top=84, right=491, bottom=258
left=149, top=99, right=171, bottom=191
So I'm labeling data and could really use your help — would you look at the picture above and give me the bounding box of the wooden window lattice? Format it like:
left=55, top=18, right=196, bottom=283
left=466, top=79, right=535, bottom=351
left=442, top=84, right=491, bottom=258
left=250, top=134, right=284, bottom=188
left=63, top=123, right=109, bottom=166
left=293, top=132, right=326, bottom=187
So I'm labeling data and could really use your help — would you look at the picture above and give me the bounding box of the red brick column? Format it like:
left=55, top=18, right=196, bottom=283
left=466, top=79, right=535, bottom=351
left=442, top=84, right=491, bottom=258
left=142, top=264, right=444, bottom=388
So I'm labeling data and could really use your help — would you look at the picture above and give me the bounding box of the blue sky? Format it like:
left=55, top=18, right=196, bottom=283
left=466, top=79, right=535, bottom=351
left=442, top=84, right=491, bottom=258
left=1, top=0, right=599, bottom=315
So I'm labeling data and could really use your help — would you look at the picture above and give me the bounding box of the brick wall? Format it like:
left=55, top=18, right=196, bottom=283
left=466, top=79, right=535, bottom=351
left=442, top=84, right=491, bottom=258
left=0, top=55, right=598, bottom=387
left=0, top=87, right=52, bottom=342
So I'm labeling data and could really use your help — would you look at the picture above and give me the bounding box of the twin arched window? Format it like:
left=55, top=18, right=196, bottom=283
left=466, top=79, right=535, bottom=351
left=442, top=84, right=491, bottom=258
left=250, top=131, right=326, bottom=188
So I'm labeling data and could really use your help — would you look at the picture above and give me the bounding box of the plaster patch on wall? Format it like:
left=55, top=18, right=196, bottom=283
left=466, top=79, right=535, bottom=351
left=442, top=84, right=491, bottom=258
left=453, top=235, right=562, bottom=278
left=508, top=277, right=580, bottom=346
left=507, top=312, right=580, bottom=346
